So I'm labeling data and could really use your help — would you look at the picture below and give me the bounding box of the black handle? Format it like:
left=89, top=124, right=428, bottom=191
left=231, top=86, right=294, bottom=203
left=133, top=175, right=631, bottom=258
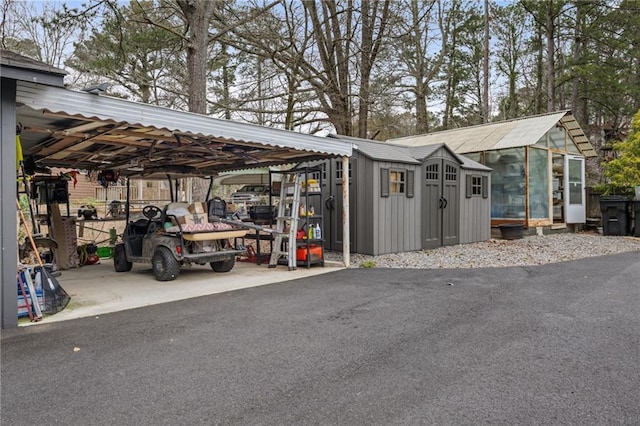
left=325, top=195, right=335, bottom=211
left=442, top=197, right=448, bottom=209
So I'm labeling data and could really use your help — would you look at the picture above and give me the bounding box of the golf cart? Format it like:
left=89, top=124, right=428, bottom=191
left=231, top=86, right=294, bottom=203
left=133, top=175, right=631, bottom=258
left=113, top=175, right=250, bottom=281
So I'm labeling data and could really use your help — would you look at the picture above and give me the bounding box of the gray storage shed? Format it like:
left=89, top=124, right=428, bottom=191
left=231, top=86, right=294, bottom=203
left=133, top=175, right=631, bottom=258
left=322, top=137, right=491, bottom=256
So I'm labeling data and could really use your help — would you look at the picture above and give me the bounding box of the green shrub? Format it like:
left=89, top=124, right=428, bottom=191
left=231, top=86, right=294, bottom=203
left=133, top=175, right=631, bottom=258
left=599, top=109, right=640, bottom=196
left=360, top=260, right=376, bottom=268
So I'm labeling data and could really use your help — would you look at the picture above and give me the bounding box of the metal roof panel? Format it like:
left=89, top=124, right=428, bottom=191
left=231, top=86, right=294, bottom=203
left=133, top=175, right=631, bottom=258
left=388, top=111, right=596, bottom=158
left=16, top=81, right=352, bottom=158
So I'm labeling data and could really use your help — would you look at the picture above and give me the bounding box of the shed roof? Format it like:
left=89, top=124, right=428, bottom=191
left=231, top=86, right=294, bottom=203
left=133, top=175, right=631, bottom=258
left=330, top=135, right=420, bottom=164
left=388, top=111, right=597, bottom=158
left=1, top=49, right=67, bottom=75
left=1, top=49, right=66, bottom=86
left=408, top=144, right=491, bottom=172
left=329, top=136, right=491, bottom=172
left=16, top=81, right=352, bottom=177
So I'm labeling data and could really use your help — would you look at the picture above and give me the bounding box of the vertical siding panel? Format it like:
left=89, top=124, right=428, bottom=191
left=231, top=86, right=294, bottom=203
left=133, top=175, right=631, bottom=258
left=361, top=157, right=373, bottom=255
left=409, top=165, right=420, bottom=251
left=372, top=162, right=380, bottom=254
left=459, top=169, right=492, bottom=244
left=376, top=160, right=416, bottom=255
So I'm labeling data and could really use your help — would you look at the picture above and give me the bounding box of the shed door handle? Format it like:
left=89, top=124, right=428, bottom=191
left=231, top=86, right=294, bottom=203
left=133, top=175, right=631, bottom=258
left=325, top=195, right=335, bottom=211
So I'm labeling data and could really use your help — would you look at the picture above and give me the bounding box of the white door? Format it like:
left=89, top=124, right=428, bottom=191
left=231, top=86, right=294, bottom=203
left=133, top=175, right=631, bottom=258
left=565, top=155, right=585, bottom=224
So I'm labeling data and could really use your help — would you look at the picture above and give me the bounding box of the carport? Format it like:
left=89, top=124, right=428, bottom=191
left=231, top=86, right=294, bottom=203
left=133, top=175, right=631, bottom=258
left=1, top=50, right=353, bottom=328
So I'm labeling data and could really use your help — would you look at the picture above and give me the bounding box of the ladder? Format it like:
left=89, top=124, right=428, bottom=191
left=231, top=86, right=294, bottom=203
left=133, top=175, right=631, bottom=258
left=269, top=172, right=302, bottom=270
left=16, top=133, right=39, bottom=233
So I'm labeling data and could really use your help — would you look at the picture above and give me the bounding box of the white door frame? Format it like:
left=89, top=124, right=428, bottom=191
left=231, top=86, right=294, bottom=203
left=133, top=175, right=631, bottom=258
left=565, top=155, right=586, bottom=224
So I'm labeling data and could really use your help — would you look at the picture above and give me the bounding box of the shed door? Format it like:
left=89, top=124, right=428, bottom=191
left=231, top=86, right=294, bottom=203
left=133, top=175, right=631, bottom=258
left=565, top=155, right=585, bottom=224
left=422, top=159, right=459, bottom=249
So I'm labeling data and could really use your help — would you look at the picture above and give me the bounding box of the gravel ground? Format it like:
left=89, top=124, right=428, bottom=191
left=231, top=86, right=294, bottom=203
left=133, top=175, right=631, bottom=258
left=324, top=231, right=640, bottom=269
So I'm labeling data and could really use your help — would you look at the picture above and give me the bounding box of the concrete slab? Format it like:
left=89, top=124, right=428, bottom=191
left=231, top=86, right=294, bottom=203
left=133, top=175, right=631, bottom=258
left=22, top=259, right=343, bottom=326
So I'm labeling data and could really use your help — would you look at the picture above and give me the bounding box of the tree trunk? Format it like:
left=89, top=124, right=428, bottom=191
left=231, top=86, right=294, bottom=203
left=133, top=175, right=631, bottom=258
left=357, top=0, right=391, bottom=139
left=358, top=3, right=372, bottom=139
left=535, top=25, right=544, bottom=114
left=545, top=0, right=555, bottom=112
left=221, top=43, right=232, bottom=120
left=571, top=1, right=588, bottom=128
left=177, top=0, right=215, bottom=115
left=482, top=0, right=489, bottom=123
left=415, top=80, right=429, bottom=134
left=305, top=0, right=353, bottom=136
left=176, top=1, right=216, bottom=201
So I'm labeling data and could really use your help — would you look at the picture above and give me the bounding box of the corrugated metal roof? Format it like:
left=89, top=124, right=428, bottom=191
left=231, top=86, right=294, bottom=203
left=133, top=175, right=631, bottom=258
left=389, top=111, right=596, bottom=158
left=17, top=81, right=351, bottom=157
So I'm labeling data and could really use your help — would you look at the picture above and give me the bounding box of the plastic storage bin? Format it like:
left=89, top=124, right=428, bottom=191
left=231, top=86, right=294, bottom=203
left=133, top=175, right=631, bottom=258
left=296, top=245, right=323, bottom=261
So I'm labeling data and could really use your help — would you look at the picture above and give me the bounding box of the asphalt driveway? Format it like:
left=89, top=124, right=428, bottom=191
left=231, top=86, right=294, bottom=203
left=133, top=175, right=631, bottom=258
left=2, top=252, right=639, bottom=425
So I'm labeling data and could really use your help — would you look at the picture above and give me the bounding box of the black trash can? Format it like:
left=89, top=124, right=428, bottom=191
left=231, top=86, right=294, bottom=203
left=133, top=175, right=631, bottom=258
left=599, top=196, right=631, bottom=236
left=633, top=200, right=640, bottom=237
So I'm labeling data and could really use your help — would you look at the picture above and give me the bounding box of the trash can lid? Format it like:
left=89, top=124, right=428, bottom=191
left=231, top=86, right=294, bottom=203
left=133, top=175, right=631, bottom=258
left=600, top=195, right=630, bottom=201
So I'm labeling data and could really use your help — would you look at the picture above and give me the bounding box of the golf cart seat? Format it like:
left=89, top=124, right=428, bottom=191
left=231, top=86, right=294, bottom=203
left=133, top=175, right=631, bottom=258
left=129, top=218, right=149, bottom=235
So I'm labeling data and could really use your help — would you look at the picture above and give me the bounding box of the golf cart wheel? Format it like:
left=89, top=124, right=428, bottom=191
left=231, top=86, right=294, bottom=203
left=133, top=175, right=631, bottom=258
left=210, top=257, right=235, bottom=273
left=152, top=247, right=180, bottom=281
left=113, top=244, right=132, bottom=272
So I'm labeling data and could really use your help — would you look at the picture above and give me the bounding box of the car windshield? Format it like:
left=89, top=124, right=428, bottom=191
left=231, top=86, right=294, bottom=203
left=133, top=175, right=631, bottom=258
left=238, top=185, right=265, bottom=192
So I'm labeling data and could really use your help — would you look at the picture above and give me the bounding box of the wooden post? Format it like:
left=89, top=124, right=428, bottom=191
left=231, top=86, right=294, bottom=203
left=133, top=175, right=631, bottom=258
left=342, top=156, right=350, bottom=268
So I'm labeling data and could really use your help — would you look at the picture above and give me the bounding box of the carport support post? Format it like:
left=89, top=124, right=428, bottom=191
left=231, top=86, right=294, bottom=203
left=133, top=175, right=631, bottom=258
left=342, top=156, right=350, bottom=268
left=1, top=78, right=18, bottom=328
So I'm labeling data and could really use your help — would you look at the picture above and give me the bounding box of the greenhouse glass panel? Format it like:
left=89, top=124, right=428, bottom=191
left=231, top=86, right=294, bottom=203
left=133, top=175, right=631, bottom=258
left=534, top=133, right=547, bottom=148
left=528, top=148, right=549, bottom=219
left=465, top=152, right=482, bottom=163
left=567, top=138, right=580, bottom=154
left=549, top=126, right=565, bottom=150
left=485, top=148, right=525, bottom=219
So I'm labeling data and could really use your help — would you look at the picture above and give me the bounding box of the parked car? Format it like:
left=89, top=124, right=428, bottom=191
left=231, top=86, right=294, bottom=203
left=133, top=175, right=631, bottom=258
left=231, top=184, right=270, bottom=205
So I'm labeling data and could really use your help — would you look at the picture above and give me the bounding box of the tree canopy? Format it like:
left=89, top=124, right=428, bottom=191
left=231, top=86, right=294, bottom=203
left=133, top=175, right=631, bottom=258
left=601, top=110, right=640, bottom=195
left=2, top=0, right=639, bottom=147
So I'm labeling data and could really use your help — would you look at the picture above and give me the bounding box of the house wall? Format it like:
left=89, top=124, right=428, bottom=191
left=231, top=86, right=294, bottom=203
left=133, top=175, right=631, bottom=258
left=2, top=77, right=18, bottom=328
left=68, top=172, right=99, bottom=203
